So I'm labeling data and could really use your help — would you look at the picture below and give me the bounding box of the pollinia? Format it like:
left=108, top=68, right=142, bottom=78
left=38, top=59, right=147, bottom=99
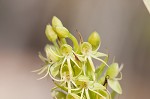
left=33, top=16, right=123, bottom=99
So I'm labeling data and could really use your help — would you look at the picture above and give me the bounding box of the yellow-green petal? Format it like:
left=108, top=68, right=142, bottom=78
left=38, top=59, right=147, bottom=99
left=81, top=42, right=92, bottom=55
left=60, top=44, right=72, bottom=56
left=77, top=75, right=89, bottom=82
left=108, top=79, right=122, bottom=94
left=45, top=45, right=60, bottom=62
left=106, top=63, right=119, bottom=78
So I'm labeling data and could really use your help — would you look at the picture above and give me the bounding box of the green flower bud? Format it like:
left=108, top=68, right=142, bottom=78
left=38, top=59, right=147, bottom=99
left=52, top=16, right=63, bottom=28
left=88, top=31, right=101, bottom=50
left=45, top=45, right=59, bottom=62
left=106, top=63, right=119, bottom=78
left=81, top=42, right=92, bottom=55
left=45, top=24, right=57, bottom=42
left=55, top=26, right=70, bottom=38
left=60, top=44, right=72, bottom=56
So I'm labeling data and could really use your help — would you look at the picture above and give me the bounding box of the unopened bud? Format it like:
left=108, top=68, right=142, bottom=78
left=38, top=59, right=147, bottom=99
left=52, top=16, right=63, bottom=28
left=45, top=24, right=57, bottom=42
left=88, top=31, right=101, bottom=50
left=55, top=26, right=70, bottom=38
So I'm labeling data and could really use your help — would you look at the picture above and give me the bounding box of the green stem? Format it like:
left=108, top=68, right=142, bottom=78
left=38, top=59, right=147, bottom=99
left=53, top=40, right=59, bottom=49
left=60, top=38, right=67, bottom=44
left=68, top=33, right=79, bottom=52
left=111, top=90, right=117, bottom=99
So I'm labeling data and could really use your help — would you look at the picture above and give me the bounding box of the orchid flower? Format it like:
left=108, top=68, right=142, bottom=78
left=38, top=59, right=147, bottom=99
left=75, top=42, right=108, bottom=80
left=76, top=75, right=109, bottom=99
left=99, top=63, right=123, bottom=95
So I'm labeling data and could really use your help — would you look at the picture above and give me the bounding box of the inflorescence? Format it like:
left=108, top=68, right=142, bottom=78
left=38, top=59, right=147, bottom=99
left=33, top=16, right=123, bottom=99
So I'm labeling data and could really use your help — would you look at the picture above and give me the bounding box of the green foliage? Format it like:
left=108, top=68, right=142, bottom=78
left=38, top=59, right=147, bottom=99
left=33, top=16, right=123, bottom=99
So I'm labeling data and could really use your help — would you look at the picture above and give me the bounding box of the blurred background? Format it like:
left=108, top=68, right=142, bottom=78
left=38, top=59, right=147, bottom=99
left=0, top=0, right=150, bottom=99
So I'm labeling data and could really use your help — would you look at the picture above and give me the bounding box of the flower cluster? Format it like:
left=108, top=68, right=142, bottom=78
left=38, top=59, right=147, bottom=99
left=33, top=16, right=123, bottom=99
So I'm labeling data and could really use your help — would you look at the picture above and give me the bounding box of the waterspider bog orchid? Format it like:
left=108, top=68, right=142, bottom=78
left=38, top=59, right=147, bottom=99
left=33, top=16, right=123, bottom=99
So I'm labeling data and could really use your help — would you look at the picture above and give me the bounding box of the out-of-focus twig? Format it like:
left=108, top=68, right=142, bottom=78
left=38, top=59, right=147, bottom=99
left=143, top=0, right=150, bottom=14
